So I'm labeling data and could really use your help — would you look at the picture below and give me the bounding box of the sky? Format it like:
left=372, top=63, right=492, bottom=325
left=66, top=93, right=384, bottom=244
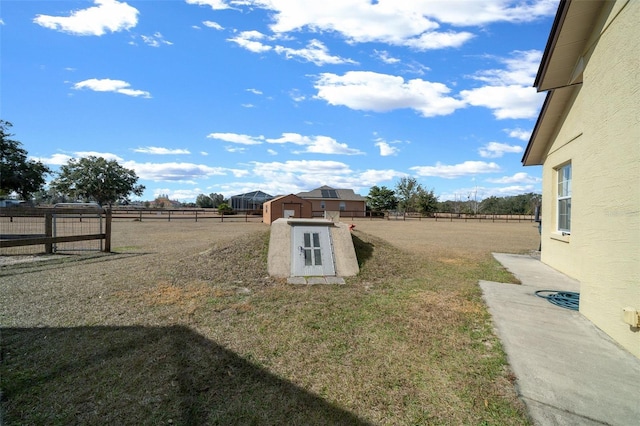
left=1, top=0, right=558, bottom=203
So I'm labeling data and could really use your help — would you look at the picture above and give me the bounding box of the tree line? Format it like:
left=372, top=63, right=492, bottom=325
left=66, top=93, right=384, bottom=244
left=367, top=178, right=540, bottom=216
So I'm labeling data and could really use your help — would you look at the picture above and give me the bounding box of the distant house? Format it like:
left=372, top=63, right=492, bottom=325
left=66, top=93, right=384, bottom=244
left=296, top=185, right=367, bottom=217
left=262, top=194, right=312, bottom=225
left=522, top=0, right=639, bottom=357
left=230, top=191, right=273, bottom=211
left=0, top=199, right=26, bottom=208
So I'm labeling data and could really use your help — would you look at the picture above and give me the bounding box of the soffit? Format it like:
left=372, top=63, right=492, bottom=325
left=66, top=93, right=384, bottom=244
left=522, top=87, right=577, bottom=165
left=535, top=0, right=606, bottom=91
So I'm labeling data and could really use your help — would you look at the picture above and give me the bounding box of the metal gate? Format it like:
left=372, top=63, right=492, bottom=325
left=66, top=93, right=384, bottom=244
left=52, top=203, right=104, bottom=252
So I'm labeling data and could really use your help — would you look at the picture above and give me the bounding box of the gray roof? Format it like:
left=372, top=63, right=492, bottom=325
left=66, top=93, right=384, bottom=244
left=230, top=190, right=273, bottom=200
left=297, top=185, right=366, bottom=201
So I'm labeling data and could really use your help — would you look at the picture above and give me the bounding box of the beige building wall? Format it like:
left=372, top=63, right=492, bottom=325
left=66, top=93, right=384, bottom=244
left=540, top=1, right=639, bottom=356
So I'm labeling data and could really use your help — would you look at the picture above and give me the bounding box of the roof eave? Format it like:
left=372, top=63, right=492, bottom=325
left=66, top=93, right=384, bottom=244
left=534, top=0, right=570, bottom=89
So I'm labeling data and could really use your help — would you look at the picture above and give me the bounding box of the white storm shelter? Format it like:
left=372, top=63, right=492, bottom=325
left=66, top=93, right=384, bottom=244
left=291, top=224, right=335, bottom=276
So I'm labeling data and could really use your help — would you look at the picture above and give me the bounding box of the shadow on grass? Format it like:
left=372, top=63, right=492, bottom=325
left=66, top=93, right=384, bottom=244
left=1, top=326, right=371, bottom=425
left=351, top=234, right=374, bottom=268
left=0, top=252, right=151, bottom=278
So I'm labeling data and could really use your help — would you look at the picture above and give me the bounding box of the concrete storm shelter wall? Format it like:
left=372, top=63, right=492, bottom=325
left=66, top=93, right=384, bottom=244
left=267, top=218, right=359, bottom=280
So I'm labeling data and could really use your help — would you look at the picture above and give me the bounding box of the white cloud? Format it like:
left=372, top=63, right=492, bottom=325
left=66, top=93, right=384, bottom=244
left=206, top=132, right=264, bottom=145
left=266, top=133, right=312, bottom=145
left=134, top=147, right=190, bottom=155
left=33, top=151, right=125, bottom=165
left=125, top=161, right=227, bottom=181
left=506, top=127, right=532, bottom=141
left=419, top=0, right=557, bottom=26
left=246, top=88, right=263, bottom=95
left=403, top=31, right=474, bottom=50
left=73, top=78, right=151, bottom=98
left=314, top=71, right=465, bottom=117
left=359, top=169, right=405, bottom=185
left=289, top=89, right=305, bottom=102
left=202, top=20, right=224, bottom=30
left=478, top=142, right=523, bottom=158
left=33, top=0, right=138, bottom=36
left=460, top=84, right=542, bottom=119
left=228, top=31, right=273, bottom=53
left=490, top=184, right=537, bottom=196
left=31, top=153, right=73, bottom=166
left=162, top=188, right=204, bottom=201
left=221, top=1, right=555, bottom=50
left=411, top=161, right=501, bottom=178
left=470, top=50, right=541, bottom=86
left=252, top=159, right=351, bottom=176
left=225, top=146, right=248, bottom=153
left=485, top=172, right=541, bottom=184
left=266, top=133, right=363, bottom=155
left=375, top=140, right=399, bottom=156
left=75, top=151, right=124, bottom=161
left=302, top=136, right=363, bottom=155
left=267, top=149, right=278, bottom=155
left=141, top=32, right=173, bottom=47
left=274, top=39, right=356, bottom=66
left=374, top=50, right=400, bottom=64
left=460, top=50, right=546, bottom=119
left=229, top=32, right=354, bottom=65
left=252, top=1, right=468, bottom=50
left=185, top=0, right=232, bottom=10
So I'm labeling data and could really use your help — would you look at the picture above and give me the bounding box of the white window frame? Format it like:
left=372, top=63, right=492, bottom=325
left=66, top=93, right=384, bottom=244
left=339, top=202, right=346, bottom=211
left=556, top=162, right=572, bottom=234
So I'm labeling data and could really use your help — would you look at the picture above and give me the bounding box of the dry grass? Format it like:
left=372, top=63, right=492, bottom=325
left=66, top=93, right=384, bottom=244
left=0, top=219, right=540, bottom=425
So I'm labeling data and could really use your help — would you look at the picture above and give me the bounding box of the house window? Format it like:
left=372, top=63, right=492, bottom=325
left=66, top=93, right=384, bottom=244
left=557, top=162, right=572, bottom=233
left=339, top=202, right=346, bottom=211
left=321, top=201, right=325, bottom=209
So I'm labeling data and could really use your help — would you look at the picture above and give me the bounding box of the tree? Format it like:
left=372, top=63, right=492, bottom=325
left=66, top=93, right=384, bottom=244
left=209, top=193, right=225, bottom=208
left=366, top=185, right=398, bottom=211
left=51, top=156, right=145, bottom=207
left=0, top=120, right=50, bottom=200
left=196, top=193, right=214, bottom=208
left=395, top=177, right=422, bottom=213
left=416, top=187, right=438, bottom=215
left=217, top=202, right=233, bottom=214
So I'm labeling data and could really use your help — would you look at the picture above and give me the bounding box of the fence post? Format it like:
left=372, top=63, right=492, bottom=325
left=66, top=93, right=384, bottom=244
left=195, top=210, right=198, bottom=222
left=45, top=213, right=53, bottom=254
left=104, top=209, right=112, bottom=252
left=139, top=210, right=143, bottom=222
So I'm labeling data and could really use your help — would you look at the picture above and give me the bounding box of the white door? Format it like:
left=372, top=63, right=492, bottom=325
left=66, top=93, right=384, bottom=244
left=291, top=226, right=335, bottom=276
left=284, top=209, right=295, bottom=218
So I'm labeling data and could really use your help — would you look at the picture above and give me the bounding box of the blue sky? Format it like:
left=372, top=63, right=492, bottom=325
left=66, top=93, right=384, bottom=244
left=1, top=0, right=558, bottom=202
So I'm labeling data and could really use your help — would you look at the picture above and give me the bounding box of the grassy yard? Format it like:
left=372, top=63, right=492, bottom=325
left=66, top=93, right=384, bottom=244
left=0, top=219, right=539, bottom=425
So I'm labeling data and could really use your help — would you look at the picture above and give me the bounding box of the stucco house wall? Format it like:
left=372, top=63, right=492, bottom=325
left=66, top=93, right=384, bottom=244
left=526, top=0, right=639, bottom=356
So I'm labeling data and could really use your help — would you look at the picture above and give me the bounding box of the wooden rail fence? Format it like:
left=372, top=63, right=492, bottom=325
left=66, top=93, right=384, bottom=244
left=0, top=207, right=111, bottom=253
